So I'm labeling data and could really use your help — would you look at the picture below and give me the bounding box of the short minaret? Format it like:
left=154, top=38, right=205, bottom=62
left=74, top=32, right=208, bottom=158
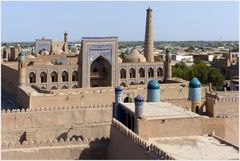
left=114, top=86, right=123, bottom=119
left=134, top=95, right=144, bottom=119
left=144, top=7, right=154, bottom=62
left=188, top=77, right=202, bottom=113
left=18, top=50, right=26, bottom=86
left=164, top=48, right=172, bottom=81
left=63, top=31, right=69, bottom=53
left=147, top=80, right=160, bottom=102
left=134, top=95, right=144, bottom=134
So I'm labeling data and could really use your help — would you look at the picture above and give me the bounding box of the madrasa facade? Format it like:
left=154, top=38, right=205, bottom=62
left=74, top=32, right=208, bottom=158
left=16, top=8, right=172, bottom=90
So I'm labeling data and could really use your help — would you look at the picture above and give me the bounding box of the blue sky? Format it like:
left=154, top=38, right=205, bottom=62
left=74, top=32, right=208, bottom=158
left=1, top=1, right=239, bottom=42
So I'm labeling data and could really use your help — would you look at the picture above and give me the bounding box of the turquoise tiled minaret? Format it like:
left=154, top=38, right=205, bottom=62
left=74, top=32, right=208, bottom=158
left=188, top=77, right=201, bottom=113
left=134, top=95, right=144, bottom=119
left=147, top=80, right=160, bottom=102
left=114, top=86, right=123, bottom=119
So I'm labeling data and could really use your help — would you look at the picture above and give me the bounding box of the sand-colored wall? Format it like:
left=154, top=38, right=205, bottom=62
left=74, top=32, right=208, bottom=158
left=107, top=119, right=175, bottom=160
left=213, top=99, right=239, bottom=116
left=2, top=137, right=109, bottom=160
left=1, top=63, right=19, bottom=97
left=16, top=87, right=30, bottom=108
left=224, top=117, right=239, bottom=146
left=107, top=123, right=149, bottom=159
left=138, top=117, right=202, bottom=139
left=28, top=89, right=115, bottom=109
left=1, top=106, right=112, bottom=143
left=200, top=117, right=225, bottom=138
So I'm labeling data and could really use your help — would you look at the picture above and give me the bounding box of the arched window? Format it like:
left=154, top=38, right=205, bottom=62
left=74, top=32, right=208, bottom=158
left=124, top=97, right=132, bottom=103
left=120, top=82, right=126, bottom=87
left=40, top=72, right=47, bottom=83
left=61, top=85, right=68, bottom=89
left=139, top=68, right=145, bottom=78
left=72, top=85, right=78, bottom=88
left=51, top=71, right=58, bottom=82
left=29, top=72, right=36, bottom=83
left=51, top=86, right=57, bottom=90
left=130, top=82, right=135, bottom=85
left=157, top=67, right=163, bottom=77
left=120, top=68, right=126, bottom=79
left=139, top=81, right=145, bottom=85
left=148, top=68, right=154, bottom=78
left=62, top=71, right=68, bottom=82
left=72, top=71, right=78, bottom=81
left=129, top=68, right=136, bottom=78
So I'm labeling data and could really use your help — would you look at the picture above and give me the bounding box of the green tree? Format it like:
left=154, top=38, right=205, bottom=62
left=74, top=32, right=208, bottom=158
left=193, top=57, right=202, bottom=64
left=172, top=60, right=225, bottom=91
left=186, top=46, right=195, bottom=52
left=207, top=68, right=225, bottom=91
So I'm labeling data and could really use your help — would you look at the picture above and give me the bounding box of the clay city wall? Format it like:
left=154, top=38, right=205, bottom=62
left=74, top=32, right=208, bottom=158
left=1, top=136, right=109, bottom=160
left=28, top=88, right=115, bottom=109
left=107, top=119, right=175, bottom=160
left=224, top=116, right=239, bottom=146
left=1, top=63, right=19, bottom=97
left=1, top=105, right=112, bottom=143
left=138, top=116, right=235, bottom=145
left=138, top=117, right=203, bottom=139
left=213, top=97, right=239, bottom=117
left=26, top=83, right=208, bottom=109
left=206, top=91, right=239, bottom=117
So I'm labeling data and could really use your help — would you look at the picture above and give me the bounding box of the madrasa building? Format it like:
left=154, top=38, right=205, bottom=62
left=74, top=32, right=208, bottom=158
left=15, top=8, right=171, bottom=90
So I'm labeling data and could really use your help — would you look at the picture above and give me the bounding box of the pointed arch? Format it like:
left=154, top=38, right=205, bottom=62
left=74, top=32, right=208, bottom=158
left=157, top=67, right=163, bottom=77
left=29, top=72, right=36, bottom=83
left=72, top=71, right=78, bottom=81
left=51, top=71, right=58, bottom=82
left=40, top=72, right=47, bottom=83
left=148, top=67, right=154, bottom=78
left=62, top=71, right=68, bottom=82
left=129, top=68, right=136, bottom=78
left=90, top=55, right=112, bottom=87
left=120, top=68, right=126, bottom=79
left=139, top=68, right=145, bottom=78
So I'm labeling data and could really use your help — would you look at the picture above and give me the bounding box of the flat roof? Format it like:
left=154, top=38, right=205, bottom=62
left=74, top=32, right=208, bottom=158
left=120, top=101, right=200, bottom=119
left=149, top=136, right=239, bottom=160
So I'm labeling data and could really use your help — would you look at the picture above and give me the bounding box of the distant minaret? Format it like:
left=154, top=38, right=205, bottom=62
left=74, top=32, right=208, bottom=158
left=144, top=7, right=154, bottom=62
left=63, top=31, right=69, bottom=53
left=18, top=50, right=26, bottom=86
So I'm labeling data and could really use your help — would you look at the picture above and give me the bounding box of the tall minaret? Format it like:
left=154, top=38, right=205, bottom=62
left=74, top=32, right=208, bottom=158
left=144, top=7, right=154, bottom=62
left=18, top=50, right=26, bottom=86
left=63, top=31, right=69, bottom=53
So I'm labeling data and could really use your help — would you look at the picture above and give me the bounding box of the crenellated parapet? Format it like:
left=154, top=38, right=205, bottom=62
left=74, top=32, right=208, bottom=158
left=1, top=136, right=110, bottom=150
left=217, top=97, right=239, bottom=103
left=1, top=104, right=112, bottom=114
left=112, top=118, right=175, bottom=160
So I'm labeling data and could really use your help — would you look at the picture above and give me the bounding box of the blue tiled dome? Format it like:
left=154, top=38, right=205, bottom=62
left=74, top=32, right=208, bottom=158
left=134, top=95, right=144, bottom=102
left=189, top=77, right=201, bottom=88
left=147, top=80, right=160, bottom=90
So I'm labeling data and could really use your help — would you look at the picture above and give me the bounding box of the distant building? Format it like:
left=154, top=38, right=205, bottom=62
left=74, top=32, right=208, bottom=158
left=172, top=54, right=193, bottom=62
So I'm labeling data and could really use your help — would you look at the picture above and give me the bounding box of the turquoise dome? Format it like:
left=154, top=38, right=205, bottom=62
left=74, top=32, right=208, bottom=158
left=147, top=80, right=160, bottom=90
left=189, top=77, right=201, bottom=88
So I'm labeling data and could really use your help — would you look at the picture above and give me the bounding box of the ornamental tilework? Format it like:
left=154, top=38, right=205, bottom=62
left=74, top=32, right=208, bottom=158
left=189, top=88, right=201, bottom=102
left=147, top=89, right=160, bottom=102
left=89, top=49, right=112, bottom=64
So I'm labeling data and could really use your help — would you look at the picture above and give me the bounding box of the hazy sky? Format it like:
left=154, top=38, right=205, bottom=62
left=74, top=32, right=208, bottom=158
left=1, top=1, right=239, bottom=42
